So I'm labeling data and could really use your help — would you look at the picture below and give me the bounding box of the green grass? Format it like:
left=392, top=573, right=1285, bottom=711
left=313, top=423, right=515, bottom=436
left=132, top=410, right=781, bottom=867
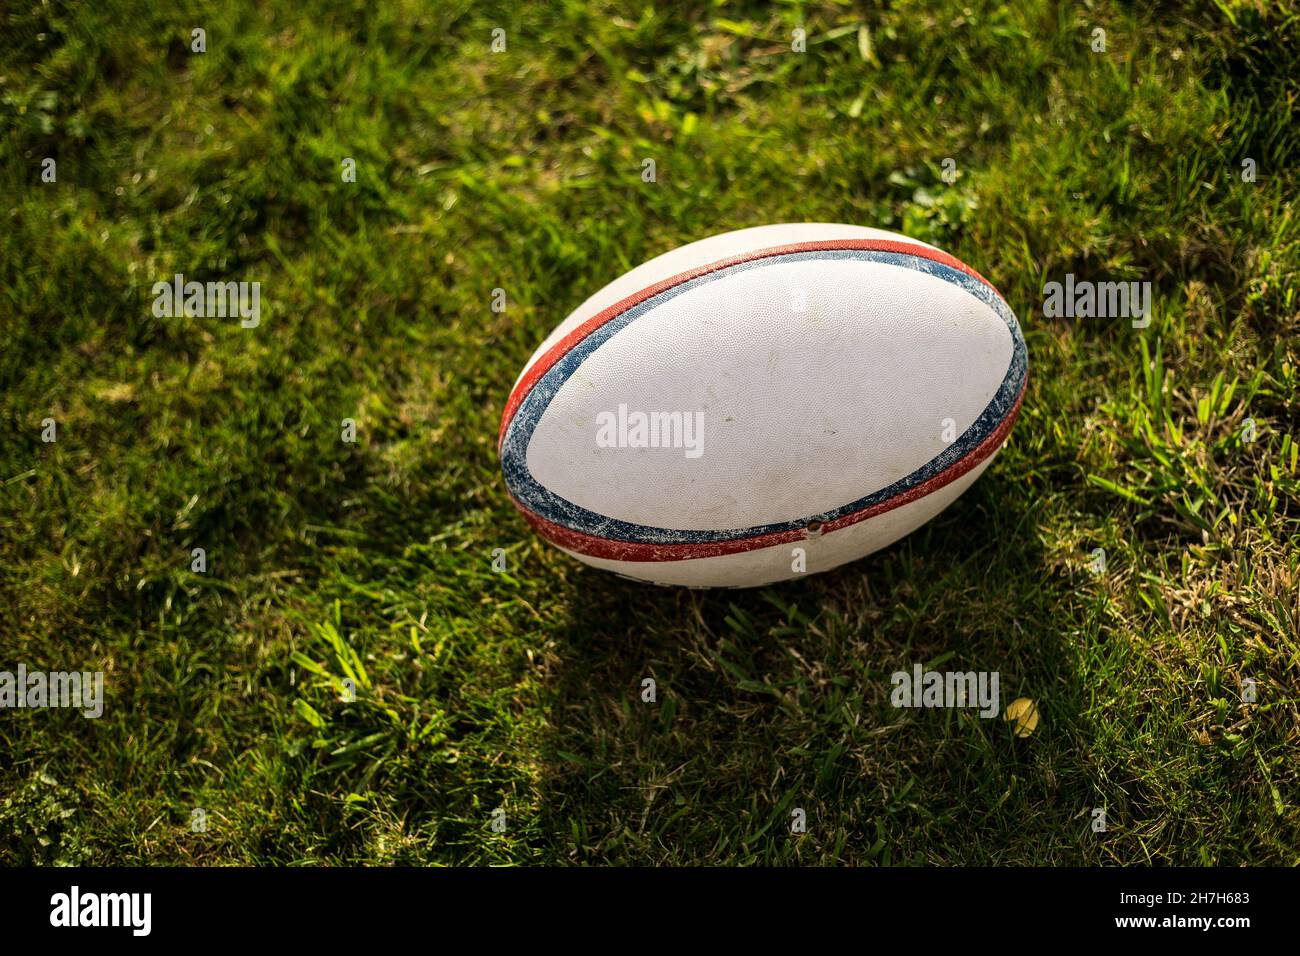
left=1, top=0, right=1297, bottom=865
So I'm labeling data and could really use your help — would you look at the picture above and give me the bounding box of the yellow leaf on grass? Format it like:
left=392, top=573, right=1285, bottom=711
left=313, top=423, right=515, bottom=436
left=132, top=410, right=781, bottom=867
left=1005, top=698, right=1040, bottom=737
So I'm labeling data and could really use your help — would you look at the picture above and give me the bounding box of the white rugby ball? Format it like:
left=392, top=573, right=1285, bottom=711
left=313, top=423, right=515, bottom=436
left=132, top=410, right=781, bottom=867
left=499, top=223, right=1026, bottom=588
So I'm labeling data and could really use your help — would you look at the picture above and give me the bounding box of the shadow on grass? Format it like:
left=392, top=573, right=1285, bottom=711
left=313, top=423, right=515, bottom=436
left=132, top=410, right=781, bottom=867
left=529, top=474, right=1097, bottom=864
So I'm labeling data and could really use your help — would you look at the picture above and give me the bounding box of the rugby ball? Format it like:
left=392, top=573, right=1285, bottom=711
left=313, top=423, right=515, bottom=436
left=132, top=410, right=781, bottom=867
left=499, top=223, right=1026, bottom=588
